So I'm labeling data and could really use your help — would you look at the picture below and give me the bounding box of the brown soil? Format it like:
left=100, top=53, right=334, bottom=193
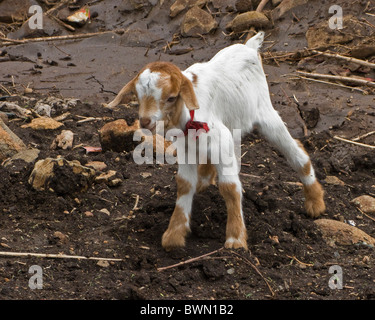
left=0, top=0, right=375, bottom=301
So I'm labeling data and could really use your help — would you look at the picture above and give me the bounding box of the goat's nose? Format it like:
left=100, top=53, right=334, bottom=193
left=140, top=117, right=151, bottom=128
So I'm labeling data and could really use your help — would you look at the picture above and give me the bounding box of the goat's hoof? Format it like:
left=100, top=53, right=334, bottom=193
left=303, top=181, right=326, bottom=218
left=161, top=229, right=187, bottom=251
left=224, top=237, right=248, bottom=250
left=305, top=198, right=326, bottom=218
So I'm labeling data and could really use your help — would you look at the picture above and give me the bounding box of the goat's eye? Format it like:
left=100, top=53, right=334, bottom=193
left=167, top=96, right=177, bottom=103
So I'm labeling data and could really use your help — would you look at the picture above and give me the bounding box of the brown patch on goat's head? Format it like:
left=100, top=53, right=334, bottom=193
left=129, top=61, right=199, bottom=132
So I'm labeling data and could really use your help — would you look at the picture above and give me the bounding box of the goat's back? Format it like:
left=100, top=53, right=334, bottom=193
left=184, top=42, right=271, bottom=133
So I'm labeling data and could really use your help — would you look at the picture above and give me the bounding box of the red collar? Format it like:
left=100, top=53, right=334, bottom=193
left=183, top=110, right=209, bottom=138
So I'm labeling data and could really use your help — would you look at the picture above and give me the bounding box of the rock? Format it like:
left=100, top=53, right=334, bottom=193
left=97, top=260, right=110, bottom=268
left=271, top=0, right=308, bottom=20
left=227, top=267, right=235, bottom=275
left=84, top=211, right=94, bottom=217
left=86, top=161, right=107, bottom=171
left=53, top=231, right=68, bottom=244
left=140, top=172, right=152, bottom=179
left=108, top=178, right=122, bottom=187
left=28, top=158, right=96, bottom=194
left=2, top=148, right=40, bottom=167
left=34, top=103, right=52, bottom=117
left=21, top=117, right=64, bottom=130
left=351, top=195, right=375, bottom=214
left=0, top=117, right=27, bottom=162
left=0, top=0, right=38, bottom=23
left=181, top=6, right=218, bottom=37
left=99, top=119, right=140, bottom=152
left=170, top=0, right=207, bottom=18
left=314, top=219, right=375, bottom=247
left=95, top=170, right=121, bottom=186
left=50, top=130, right=74, bottom=150
left=226, top=11, right=269, bottom=33
left=325, top=176, right=345, bottom=186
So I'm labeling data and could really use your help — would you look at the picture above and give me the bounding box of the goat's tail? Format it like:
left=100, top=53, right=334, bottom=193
left=245, top=31, right=264, bottom=50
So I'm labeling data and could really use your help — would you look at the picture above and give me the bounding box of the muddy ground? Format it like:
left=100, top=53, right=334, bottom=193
left=0, top=0, right=375, bottom=301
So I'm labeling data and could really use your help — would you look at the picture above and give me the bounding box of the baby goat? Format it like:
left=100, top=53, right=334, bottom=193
left=104, top=32, right=326, bottom=251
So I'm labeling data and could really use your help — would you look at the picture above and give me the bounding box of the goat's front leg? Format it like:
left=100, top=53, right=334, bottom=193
left=162, top=164, right=197, bottom=251
left=218, top=174, right=248, bottom=250
left=214, top=129, right=248, bottom=250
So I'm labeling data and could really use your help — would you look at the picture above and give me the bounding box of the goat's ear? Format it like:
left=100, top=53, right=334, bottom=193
left=180, top=75, right=199, bottom=110
left=104, top=76, right=137, bottom=109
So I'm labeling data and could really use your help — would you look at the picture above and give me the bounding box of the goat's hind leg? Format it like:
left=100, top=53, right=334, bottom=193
left=257, top=109, right=326, bottom=218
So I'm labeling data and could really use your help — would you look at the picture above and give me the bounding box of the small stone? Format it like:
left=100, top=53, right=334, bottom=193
left=108, top=178, right=122, bottom=187
left=2, top=148, right=40, bottom=167
left=97, top=260, right=110, bottom=268
left=28, top=158, right=96, bottom=194
left=363, top=256, right=370, bottom=264
left=140, top=172, right=152, bottom=179
left=314, top=219, right=375, bottom=247
left=21, top=117, right=64, bottom=130
left=227, top=268, right=235, bottom=275
left=226, top=11, right=269, bottom=33
left=50, top=130, right=74, bottom=150
left=170, top=0, right=207, bottom=18
left=351, top=195, right=375, bottom=214
left=181, top=6, right=218, bottom=37
left=84, top=211, right=94, bottom=217
left=53, top=231, right=68, bottom=243
left=95, top=170, right=117, bottom=183
left=99, top=208, right=110, bottom=216
left=86, top=161, right=107, bottom=171
left=325, top=176, right=345, bottom=186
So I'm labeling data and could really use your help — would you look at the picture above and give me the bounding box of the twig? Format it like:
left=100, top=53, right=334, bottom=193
left=294, top=75, right=368, bottom=93
left=0, top=29, right=125, bottom=46
left=240, top=172, right=263, bottom=179
left=333, top=135, right=375, bottom=149
left=296, top=71, right=375, bottom=88
left=356, top=207, right=375, bottom=223
left=157, top=247, right=224, bottom=271
left=286, top=255, right=314, bottom=267
left=312, top=50, right=375, bottom=69
left=352, top=131, right=375, bottom=142
left=50, top=15, right=75, bottom=32
left=0, top=84, right=12, bottom=96
left=45, top=0, right=71, bottom=15
left=132, top=194, right=140, bottom=211
left=0, top=251, right=123, bottom=261
left=256, top=0, right=269, bottom=12
left=230, top=251, right=275, bottom=297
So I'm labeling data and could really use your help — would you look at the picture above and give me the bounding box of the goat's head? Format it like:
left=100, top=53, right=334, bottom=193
left=119, top=62, right=199, bottom=132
